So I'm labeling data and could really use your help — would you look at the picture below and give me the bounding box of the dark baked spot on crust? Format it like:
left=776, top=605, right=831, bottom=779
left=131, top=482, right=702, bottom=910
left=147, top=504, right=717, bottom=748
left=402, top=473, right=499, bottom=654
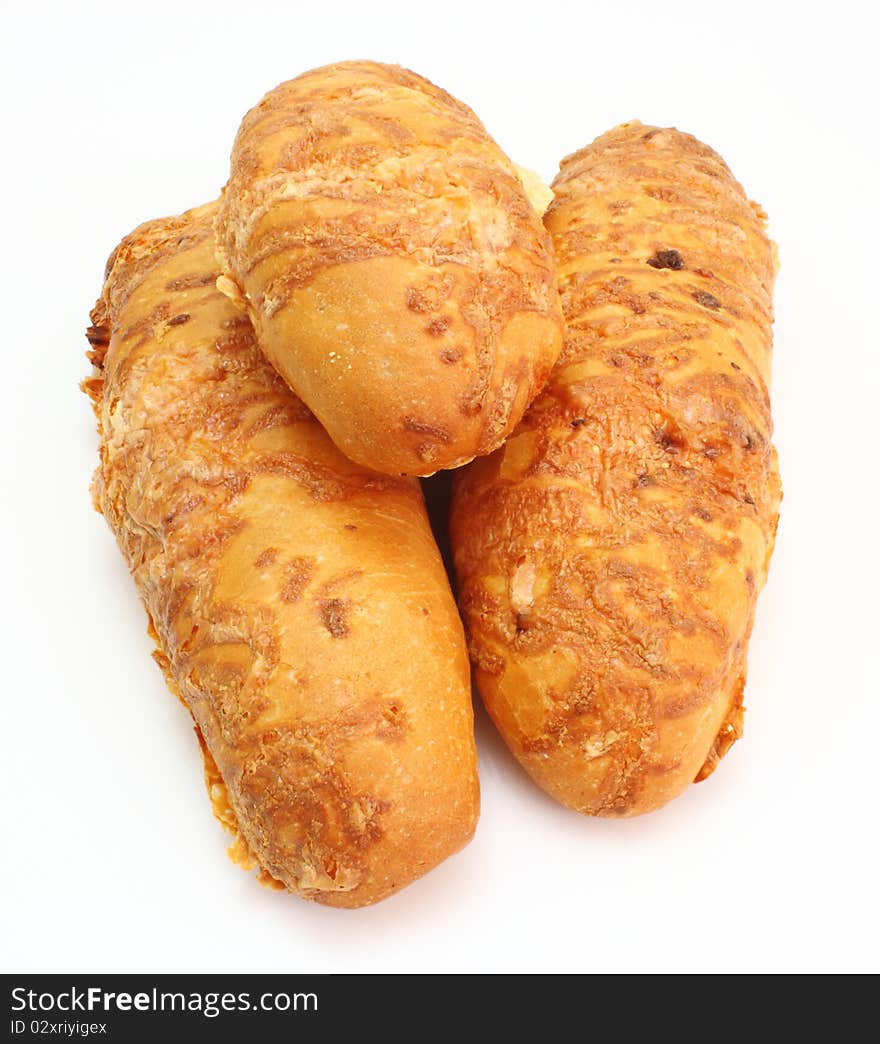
left=281, top=557, right=315, bottom=603
left=377, top=699, right=408, bottom=741
left=694, top=290, right=722, bottom=310
left=403, top=416, right=451, bottom=443
left=655, top=424, right=686, bottom=453
left=405, top=286, right=435, bottom=313
left=255, top=547, right=278, bottom=568
left=440, top=347, right=461, bottom=364
left=647, top=249, right=685, bottom=270
left=426, top=316, right=451, bottom=336
left=319, top=598, right=349, bottom=637
left=165, top=272, right=216, bottom=292
left=168, top=313, right=191, bottom=326
left=86, top=323, right=109, bottom=351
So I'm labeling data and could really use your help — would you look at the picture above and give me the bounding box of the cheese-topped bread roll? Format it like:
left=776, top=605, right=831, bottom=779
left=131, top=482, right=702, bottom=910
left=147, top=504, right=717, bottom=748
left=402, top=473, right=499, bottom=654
left=85, top=202, right=479, bottom=906
left=451, top=123, right=781, bottom=816
left=215, top=61, right=563, bottom=476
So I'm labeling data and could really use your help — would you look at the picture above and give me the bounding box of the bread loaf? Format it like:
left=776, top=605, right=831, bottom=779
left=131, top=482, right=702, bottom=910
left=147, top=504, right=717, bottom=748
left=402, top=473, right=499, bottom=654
left=85, top=202, right=479, bottom=905
left=451, top=123, right=781, bottom=816
left=215, top=61, right=563, bottom=476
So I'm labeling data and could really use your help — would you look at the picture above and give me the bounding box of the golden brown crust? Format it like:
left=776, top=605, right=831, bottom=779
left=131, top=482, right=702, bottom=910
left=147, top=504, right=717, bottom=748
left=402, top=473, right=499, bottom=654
left=215, top=61, right=563, bottom=476
left=86, top=202, right=479, bottom=905
left=451, top=123, right=780, bottom=816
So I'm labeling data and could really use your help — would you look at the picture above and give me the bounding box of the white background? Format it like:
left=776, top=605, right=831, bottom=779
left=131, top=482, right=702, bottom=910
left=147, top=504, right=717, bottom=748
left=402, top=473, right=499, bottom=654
left=2, top=0, right=878, bottom=974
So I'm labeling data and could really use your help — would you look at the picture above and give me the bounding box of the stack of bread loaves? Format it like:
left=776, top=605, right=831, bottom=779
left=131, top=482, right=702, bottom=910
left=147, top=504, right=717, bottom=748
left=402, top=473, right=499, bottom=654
left=84, top=62, right=780, bottom=907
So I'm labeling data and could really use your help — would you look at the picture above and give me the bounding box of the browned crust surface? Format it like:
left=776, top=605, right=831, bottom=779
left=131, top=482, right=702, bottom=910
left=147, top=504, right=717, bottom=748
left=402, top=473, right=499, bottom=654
left=215, top=61, right=563, bottom=475
left=85, top=203, right=479, bottom=905
left=451, top=123, right=780, bottom=816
